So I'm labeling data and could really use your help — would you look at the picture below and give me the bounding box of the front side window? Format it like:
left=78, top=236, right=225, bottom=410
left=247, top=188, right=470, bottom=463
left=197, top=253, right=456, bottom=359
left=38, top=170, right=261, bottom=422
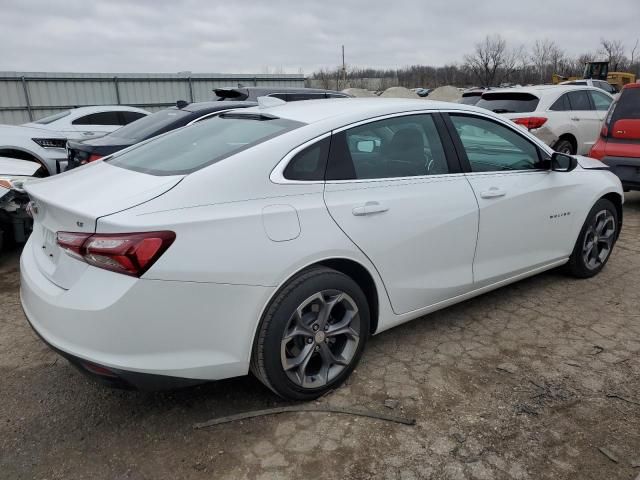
left=326, top=114, right=449, bottom=180
left=589, top=90, right=613, bottom=111
left=72, top=111, right=122, bottom=126
left=107, top=115, right=303, bottom=176
left=567, top=91, right=592, bottom=111
left=450, top=114, right=545, bottom=172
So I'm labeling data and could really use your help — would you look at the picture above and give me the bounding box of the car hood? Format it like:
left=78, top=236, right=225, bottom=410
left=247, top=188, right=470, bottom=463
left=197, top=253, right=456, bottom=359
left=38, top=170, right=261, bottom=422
left=77, top=134, right=136, bottom=147
left=0, top=124, right=67, bottom=139
left=576, top=155, right=609, bottom=170
left=0, top=157, right=42, bottom=176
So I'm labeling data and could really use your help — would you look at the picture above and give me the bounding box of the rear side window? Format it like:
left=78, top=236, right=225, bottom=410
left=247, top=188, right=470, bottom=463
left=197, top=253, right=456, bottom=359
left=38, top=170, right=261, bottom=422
left=475, top=93, right=540, bottom=113
left=567, top=91, right=592, bottom=111
left=121, top=111, right=147, bottom=125
left=550, top=94, right=570, bottom=111
left=283, top=137, right=330, bottom=181
left=589, top=91, right=613, bottom=111
left=72, top=111, right=122, bottom=126
left=107, top=116, right=303, bottom=176
left=327, top=114, right=449, bottom=180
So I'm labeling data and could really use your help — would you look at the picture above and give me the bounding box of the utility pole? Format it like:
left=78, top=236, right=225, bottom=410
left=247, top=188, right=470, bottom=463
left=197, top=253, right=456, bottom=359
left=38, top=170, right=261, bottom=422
left=341, top=45, right=346, bottom=89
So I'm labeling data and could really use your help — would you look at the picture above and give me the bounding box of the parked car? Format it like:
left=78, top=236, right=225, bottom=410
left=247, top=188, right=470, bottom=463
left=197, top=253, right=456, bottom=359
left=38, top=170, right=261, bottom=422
left=459, top=88, right=489, bottom=105
left=213, top=87, right=351, bottom=102
left=475, top=85, right=614, bottom=154
left=21, top=98, right=623, bottom=400
left=589, top=82, right=640, bottom=190
left=0, top=106, right=150, bottom=175
left=411, top=88, right=432, bottom=97
left=0, top=157, right=44, bottom=251
left=66, top=101, right=256, bottom=170
left=561, top=79, right=618, bottom=96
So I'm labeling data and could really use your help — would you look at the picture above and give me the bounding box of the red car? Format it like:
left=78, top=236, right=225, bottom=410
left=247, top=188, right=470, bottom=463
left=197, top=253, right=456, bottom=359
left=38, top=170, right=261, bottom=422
left=590, top=83, right=640, bottom=191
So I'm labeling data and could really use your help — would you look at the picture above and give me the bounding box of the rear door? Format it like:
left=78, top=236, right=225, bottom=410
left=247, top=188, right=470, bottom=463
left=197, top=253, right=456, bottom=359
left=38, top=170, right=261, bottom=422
left=567, top=90, right=601, bottom=154
left=323, top=112, right=479, bottom=315
left=445, top=112, right=585, bottom=286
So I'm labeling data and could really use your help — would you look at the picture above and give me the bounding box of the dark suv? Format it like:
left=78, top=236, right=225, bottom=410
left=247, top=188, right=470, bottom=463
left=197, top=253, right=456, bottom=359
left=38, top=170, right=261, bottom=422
left=590, top=83, right=640, bottom=190
left=66, top=101, right=255, bottom=170
left=213, top=87, right=350, bottom=102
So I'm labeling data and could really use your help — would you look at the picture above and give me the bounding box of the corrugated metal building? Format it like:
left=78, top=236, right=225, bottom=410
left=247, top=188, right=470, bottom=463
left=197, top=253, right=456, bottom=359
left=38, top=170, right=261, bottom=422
left=0, top=71, right=306, bottom=125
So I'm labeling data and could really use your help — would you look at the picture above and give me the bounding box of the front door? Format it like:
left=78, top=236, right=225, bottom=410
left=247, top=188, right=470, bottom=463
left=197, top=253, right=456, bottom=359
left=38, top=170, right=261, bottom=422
left=323, top=112, right=479, bottom=315
left=446, top=112, right=586, bottom=286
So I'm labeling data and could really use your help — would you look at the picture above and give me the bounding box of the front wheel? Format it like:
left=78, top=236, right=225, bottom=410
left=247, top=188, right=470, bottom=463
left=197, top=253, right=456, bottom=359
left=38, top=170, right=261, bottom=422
left=251, top=267, right=370, bottom=400
left=565, top=199, right=618, bottom=278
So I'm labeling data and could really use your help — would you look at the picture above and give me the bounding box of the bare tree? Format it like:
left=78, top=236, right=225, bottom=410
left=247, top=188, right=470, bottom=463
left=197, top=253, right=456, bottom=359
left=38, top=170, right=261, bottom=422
left=631, top=39, right=639, bottom=64
left=464, top=34, right=508, bottom=86
left=531, top=39, right=563, bottom=83
left=599, top=38, right=626, bottom=70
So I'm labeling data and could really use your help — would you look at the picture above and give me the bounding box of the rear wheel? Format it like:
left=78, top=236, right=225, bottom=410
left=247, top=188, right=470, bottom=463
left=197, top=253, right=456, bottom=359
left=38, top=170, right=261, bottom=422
left=251, top=267, right=369, bottom=400
left=554, top=139, right=575, bottom=155
left=566, top=199, right=618, bottom=278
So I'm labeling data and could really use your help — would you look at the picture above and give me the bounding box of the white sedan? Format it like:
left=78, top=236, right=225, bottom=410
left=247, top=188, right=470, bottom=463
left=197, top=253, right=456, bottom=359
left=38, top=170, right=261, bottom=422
left=1, top=106, right=149, bottom=175
left=20, top=98, right=623, bottom=400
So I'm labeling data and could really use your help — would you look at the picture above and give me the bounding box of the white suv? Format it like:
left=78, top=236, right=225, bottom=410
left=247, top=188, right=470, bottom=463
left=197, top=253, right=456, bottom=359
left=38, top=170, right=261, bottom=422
left=475, top=85, right=614, bottom=155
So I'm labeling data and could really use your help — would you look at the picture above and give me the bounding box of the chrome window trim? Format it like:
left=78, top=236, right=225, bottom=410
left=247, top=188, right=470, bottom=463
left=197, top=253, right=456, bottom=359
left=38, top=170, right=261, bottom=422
left=186, top=109, right=235, bottom=126
left=270, top=108, right=555, bottom=185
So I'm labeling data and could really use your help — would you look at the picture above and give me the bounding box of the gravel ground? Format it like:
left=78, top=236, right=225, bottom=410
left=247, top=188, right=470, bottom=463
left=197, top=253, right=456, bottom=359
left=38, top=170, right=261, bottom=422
left=1, top=193, right=639, bottom=480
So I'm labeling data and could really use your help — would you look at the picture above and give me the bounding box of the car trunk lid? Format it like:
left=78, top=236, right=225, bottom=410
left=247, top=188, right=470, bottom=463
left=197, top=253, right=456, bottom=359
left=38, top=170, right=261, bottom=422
left=24, top=162, right=183, bottom=289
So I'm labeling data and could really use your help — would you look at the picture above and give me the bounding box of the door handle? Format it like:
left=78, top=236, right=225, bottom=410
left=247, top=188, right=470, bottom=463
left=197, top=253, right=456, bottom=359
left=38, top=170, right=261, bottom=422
left=352, top=201, right=389, bottom=216
left=570, top=117, right=580, bottom=122
left=82, top=131, right=95, bottom=136
left=480, top=187, right=506, bottom=199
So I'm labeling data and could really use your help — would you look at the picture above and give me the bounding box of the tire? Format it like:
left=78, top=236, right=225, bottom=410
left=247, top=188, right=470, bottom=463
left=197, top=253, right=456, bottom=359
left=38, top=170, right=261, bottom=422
left=554, top=139, right=575, bottom=155
left=251, top=267, right=370, bottom=400
left=565, top=198, right=618, bottom=278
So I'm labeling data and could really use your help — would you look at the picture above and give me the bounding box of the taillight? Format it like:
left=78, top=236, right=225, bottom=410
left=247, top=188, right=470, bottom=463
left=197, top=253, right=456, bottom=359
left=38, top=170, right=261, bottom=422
left=56, top=231, right=175, bottom=277
left=513, top=117, right=548, bottom=130
left=87, top=154, right=103, bottom=163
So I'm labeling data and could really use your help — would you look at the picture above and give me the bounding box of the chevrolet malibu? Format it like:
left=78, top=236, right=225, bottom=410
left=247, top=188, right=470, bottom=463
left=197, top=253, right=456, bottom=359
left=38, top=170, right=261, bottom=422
left=20, top=98, right=623, bottom=400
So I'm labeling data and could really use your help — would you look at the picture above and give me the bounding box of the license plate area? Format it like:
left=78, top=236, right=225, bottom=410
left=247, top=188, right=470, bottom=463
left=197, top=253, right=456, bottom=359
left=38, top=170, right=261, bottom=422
left=40, top=225, right=60, bottom=265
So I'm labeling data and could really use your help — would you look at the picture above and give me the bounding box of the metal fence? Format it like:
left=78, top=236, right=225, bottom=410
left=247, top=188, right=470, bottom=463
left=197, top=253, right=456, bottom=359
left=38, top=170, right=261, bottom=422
left=0, top=72, right=306, bottom=125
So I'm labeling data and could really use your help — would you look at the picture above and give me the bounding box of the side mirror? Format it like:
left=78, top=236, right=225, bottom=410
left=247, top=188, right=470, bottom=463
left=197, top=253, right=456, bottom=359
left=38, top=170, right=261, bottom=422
left=551, top=152, right=578, bottom=172
left=356, top=140, right=375, bottom=153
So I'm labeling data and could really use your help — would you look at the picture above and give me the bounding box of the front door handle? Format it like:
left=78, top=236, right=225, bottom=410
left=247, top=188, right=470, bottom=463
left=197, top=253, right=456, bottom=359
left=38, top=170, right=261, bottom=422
left=480, top=187, right=506, bottom=199
left=570, top=117, right=580, bottom=122
left=352, top=201, right=389, bottom=216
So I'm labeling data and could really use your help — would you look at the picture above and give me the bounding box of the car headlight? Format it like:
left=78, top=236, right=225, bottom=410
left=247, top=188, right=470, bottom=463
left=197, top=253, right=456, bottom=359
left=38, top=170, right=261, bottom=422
left=32, top=138, right=67, bottom=149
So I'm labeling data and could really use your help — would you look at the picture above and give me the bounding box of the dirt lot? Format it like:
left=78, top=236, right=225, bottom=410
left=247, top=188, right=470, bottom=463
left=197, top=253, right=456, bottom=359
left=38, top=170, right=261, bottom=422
left=1, top=193, right=639, bottom=480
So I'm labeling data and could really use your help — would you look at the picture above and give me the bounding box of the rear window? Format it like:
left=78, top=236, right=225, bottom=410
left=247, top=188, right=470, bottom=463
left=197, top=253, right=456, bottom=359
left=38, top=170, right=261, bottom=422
left=109, top=108, right=190, bottom=141
left=460, top=93, right=482, bottom=105
left=107, top=115, right=303, bottom=176
left=32, top=110, right=71, bottom=124
left=613, top=88, right=640, bottom=120
left=475, top=93, right=540, bottom=113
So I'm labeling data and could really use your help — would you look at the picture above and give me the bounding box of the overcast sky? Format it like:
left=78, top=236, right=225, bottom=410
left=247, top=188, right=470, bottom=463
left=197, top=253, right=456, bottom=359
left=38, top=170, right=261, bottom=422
left=1, top=0, right=639, bottom=74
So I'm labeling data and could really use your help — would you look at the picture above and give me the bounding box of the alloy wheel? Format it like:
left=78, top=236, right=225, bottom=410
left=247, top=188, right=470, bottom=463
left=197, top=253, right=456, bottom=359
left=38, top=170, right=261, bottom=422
left=280, top=290, right=360, bottom=389
left=582, top=209, right=616, bottom=270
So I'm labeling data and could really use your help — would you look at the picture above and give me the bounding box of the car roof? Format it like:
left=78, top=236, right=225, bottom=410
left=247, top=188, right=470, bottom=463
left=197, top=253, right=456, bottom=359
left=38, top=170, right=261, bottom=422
left=482, top=84, right=605, bottom=98
left=66, top=105, right=149, bottom=114
left=232, top=97, right=487, bottom=125
left=182, top=101, right=258, bottom=112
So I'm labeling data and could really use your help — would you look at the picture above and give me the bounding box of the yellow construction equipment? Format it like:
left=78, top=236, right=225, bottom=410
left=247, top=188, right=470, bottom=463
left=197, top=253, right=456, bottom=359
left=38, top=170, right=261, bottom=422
left=552, top=61, right=636, bottom=90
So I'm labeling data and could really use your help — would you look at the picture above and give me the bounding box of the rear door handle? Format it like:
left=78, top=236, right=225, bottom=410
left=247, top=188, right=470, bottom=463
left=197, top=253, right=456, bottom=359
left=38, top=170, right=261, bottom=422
left=480, top=187, right=506, bottom=199
left=352, top=201, right=389, bottom=216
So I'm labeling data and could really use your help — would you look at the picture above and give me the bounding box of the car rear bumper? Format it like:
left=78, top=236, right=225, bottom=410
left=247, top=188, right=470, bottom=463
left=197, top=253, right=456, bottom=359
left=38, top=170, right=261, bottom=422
left=20, top=238, right=273, bottom=388
left=601, top=156, right=640, bottom=190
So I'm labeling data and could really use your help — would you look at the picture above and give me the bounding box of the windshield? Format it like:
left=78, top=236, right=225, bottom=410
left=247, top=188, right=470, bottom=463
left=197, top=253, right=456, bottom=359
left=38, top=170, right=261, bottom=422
left=107, top=115, right=303, bottom=176
left=476, top=93, right=540, bottom=113
left=108, top=108, right=189, bottom=141
left=32, top=110, right=71, bottom=124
